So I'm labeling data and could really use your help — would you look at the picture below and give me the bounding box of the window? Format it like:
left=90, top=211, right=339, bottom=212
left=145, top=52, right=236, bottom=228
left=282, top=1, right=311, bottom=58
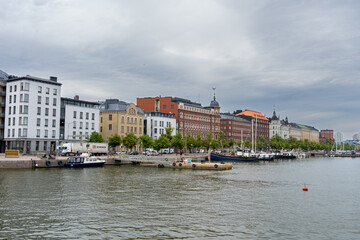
left=52, top=120, right=56, bottom=127
left=91, top=123, right=94, bottom=130
left=171, top=104, right=174, bottom=109
left=10, top=86, right=12, bottom=92
left=7, top=129, right=10, bottom=137
left=38, top=86, right=42, bottom=93
left=8, top=106, right=11, bottom=115
left=12, top=129, right=15, bottom=137
left=109, top=114, right=112, bottom=120
left=121, top=116, right=124, bottom=123
left=46, top=87, right=50, bottom=94
left=14, top=85, right=17, bottom=91
left=14, top=94, right=16, bottom=103
left=121, top=126, right=124, bottom=133
left=163, top=105, right=167, bottom=109
left=23, top=129, right=27, bottom=137
left=127, top=117, right=129, bottom=123
left=13, top=106, right=16, bottom=114
left=38, top=96, right=42, bottom=104
left=18, top=128, right=21, bottom=137
left=135, top=118, right=137, bottom=124
left=25, top=83, right=29, bottom=91
left=44, top=141, right=47, bottom=150
left=53, top=98, right=57, bottom=106
left=154, top=128, right=157, bottom=134
left=92, top=113, right=95, bottom=120
left=139, top=127, right=142, bottom=133
left=37, top=107, right=41, bottom=115
left=127, top=126, right=129, bottom=133
left=44, top=130, right=48, bottom=138
left=45, top=119, right=48, bottom=127
left=37, top=118, right=41, bottom=126
left=24, top=94, right=29, bottom=102
left=9, top=95, right=11, bottom=103
left=52, top=109, right=56, bottom=117
left=139, top=119, right=142, bottom=125
left=23, top=105, right=28, bottom=114
left=8, top=118, right=10, bottom=126
left=73, top=122, right=76, bottom=129
left=80, top=112, right=83, bottom=119
left=45, top=108, right=49, bottom=116
left=52, top=130, right=56, bottom=138
left=100, top=126, right=102, bottom=132
left=109, top=124, right=112, bottom=130
left=36, top=141, right=39, bottom=150
left=86, top=112, right=89, bottom=120
left=80, top=122, right=83, bottom=129
left=73, top=111, right=77, bottom=118
left=135, top=127, right=137, bottom=133
left=86, top=122, right=89, bottom=129
left=23, top=117, right=28, bottom=125
left=53, top=89, right=57, bottom=95
left=131, top=127, right=133, bottom=133
left=73, top=131, right=76, bottom=138
left=100, top=117, right=102, bottom=123
left=45, top=97, right=49, bottom=105
left=13, top=117, right=15, bottom=126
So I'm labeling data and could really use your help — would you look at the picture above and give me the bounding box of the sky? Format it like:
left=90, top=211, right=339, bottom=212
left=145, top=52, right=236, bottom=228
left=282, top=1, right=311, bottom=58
left=1, top=0, right=359, bottom=139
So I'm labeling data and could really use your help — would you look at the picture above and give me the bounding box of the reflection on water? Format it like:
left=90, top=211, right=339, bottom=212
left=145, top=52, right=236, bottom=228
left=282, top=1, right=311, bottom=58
left=1, top=158, right=360, bottom=239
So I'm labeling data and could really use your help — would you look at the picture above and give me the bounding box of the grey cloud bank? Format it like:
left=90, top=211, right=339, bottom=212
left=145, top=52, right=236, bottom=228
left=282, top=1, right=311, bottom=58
left=1, top=0, right=359, bottom=138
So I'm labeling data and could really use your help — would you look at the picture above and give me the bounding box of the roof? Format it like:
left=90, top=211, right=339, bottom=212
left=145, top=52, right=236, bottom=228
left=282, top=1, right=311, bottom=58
left=0, top=70, right=8, bottom=80
left=100, top=99, right=144, bottom=114
left=220, top=113, right=251, bottom=122
left=289, top=123, right=318, bottom=131
left=236, top=110, right=268, bottom=121
left=6, top=75, right=62, bottom=86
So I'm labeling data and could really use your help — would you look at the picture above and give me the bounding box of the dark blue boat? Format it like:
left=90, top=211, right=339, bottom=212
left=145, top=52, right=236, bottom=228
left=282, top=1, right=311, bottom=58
left=210, top=153, right=258, bottom=162
left=64, top=156, right=106, bottom=168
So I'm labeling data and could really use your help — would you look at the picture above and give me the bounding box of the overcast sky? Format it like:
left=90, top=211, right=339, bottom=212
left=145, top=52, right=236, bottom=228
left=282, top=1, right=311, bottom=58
left=1, top=0, right=359, bottom=139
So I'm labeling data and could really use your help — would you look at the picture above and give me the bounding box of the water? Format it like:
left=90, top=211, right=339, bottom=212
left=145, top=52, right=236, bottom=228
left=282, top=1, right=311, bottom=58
left=1, top=157, right=360, bottom=239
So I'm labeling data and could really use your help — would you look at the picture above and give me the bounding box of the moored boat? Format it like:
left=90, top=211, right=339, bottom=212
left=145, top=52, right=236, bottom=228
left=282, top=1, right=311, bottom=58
left=64, top=156, right=106, bottom=168
left=210, top=153, right=258, bottom=162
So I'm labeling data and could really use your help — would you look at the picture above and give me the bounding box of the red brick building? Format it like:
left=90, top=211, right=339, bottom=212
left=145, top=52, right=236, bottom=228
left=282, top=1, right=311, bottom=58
left=320, top=129, right=334, bottom=144
left=137, top=96, right=221, bottom=139
left=220, top=113, right=252, bottom=142
left=235, top=110, right=270, bottom=141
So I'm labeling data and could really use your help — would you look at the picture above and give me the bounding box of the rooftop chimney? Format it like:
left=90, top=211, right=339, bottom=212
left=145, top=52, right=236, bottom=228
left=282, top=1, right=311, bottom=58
left=50, top=76, right=57, bottom=82
left=74, top=95, right=79, bottom=100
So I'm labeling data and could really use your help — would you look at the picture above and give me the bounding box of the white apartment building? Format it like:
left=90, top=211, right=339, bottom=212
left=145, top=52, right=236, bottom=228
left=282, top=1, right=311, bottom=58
left=5, top=76, right=61, bottom=153
left=60, top=96, right=100, bottom=142
left=269, top=110, right=290, bottom=140
left=144, top=112, right=176, bottom=139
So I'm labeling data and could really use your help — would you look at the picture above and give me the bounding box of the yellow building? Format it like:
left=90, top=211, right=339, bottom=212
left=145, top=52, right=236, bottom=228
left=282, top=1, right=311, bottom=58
left=99, top=99, right=144, bottom=150
left=289, top=123, right=319, bottom=143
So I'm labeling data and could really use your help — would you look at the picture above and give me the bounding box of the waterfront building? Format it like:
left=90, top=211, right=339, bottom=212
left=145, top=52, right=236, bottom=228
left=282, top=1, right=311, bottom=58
left=319, top=129, right=334, bottom=144
left=99, top=99, right=144, bottom=149
left=144, top=111, right=176, bottom=139
left=5, top=75, right=61, bottom=153
left=269, top=110, right=290, bottom=140
left=137, top=95, right=221, bottom=139
left=0, top=77, right=7, bottom=152
left=235, top=110, right=270, bottom=141
left=289, top=123, right=319, bottom=143
left=220, top=113, right=252, bottom=143
left=60, top=95, right=100, bottom=142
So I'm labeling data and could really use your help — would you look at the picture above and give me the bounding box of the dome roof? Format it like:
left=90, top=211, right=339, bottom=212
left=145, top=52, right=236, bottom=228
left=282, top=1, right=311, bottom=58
left=210, top=99, right=220, bottom=107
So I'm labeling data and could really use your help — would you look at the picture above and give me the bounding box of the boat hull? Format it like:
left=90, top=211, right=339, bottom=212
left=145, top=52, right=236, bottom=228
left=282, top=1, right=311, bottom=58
left=210, top=153, right=258, bottom=162
left=64, top=162, right=105, bottom=168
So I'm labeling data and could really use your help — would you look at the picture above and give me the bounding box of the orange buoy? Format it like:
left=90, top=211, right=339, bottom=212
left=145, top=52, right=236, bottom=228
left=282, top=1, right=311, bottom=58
left=302, top=187, right=308, bottom=191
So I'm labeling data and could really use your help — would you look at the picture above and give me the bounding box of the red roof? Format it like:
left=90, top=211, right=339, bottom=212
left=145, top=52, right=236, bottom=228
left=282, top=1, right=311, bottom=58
left=236, top=110, right=268, bottom=121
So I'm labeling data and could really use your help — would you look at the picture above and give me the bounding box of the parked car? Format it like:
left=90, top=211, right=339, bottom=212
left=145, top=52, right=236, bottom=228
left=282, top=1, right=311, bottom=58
left=129, top=150, right=139, bottom=155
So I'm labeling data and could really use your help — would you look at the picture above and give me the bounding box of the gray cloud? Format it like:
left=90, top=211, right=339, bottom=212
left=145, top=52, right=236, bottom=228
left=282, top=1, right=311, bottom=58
left=1, top=0, right=359, bottom=138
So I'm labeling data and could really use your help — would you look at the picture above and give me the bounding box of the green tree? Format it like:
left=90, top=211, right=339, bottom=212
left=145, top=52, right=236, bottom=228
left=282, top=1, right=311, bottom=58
left=171, top=133, right=185, bottom=150
left=218, top=131, right=226, bottom=149
left=210, top=139, right=220, bottom=149
left=185, top=134, right=197, bottom=152
left=270, top=135, right=284, bottom=150
left=256, top=136, right=268, bottom=150
left=243, top=140, right=251, bottom=149
left=165, top=123, right=174, bottom=141
left=195, top=134, right=202, bottom=150
left=153, top=134, right=171, bottom=151
left=108, top=134, right=121, bottom=150
left=139, top=135, right=154, bottom=149
left=202, top=133, right=213, bottom=150
left=88, top=131, right=104, bottom=143
left=122, top=133, right=138, bottom=150
left=228, top=138, right=235, bottom=149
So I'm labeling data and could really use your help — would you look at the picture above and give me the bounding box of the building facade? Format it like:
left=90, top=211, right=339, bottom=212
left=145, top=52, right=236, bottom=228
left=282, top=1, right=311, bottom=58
left=137, top=96, right=221, bottom=139
left=269, top=110, right=290, bottom=140
left=235, top=110, right=270, bottom=141
left=144, top=112, right=176, bottom=139
left=5, top=75, right=62, bottom=153
left=289, top=123, right=319, bottom=143
left=99, top=99, right=144, bottom=148
left=220, top=113, right=252, bottom=143
left=320, top=129, right=334, bottom=144
left=0, top=79, right=6, bottom=152
left=60, top=96, right=100, bottom=142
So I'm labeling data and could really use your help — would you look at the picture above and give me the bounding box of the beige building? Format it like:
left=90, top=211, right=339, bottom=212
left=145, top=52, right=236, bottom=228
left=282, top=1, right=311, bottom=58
left=289, top=123, right=319, bottom=143
left=99, top=99, right=144, bottom=149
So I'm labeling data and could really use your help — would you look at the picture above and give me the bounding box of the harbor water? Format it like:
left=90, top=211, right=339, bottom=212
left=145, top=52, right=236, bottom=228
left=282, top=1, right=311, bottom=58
left=1, top=157, right=359, bottom=239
